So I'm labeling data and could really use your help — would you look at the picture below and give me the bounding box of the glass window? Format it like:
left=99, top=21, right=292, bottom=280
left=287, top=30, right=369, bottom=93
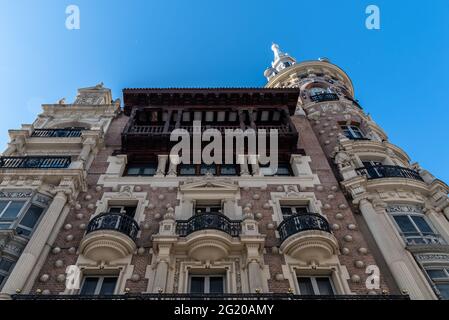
left=309, top=87, right=327, bottom=96
left=189, top=275, right=225, bottom=294
left=281, top=205, right=309, bottom=219
left=297, top=276, right=335, bottom=295
left=391, top=211, right=442, bottom=245
left=437, top=284, right=449, bottom=300
left=0, top=259, right=14, bottom=272
left=200, top=164, right=216, bottom=175
left=0, top=201, right=26, bottom=220
left=341, top=125, right=364, bottom=139
left=190, top=276, right=205, bottom=294
left=16, top=205, right=44, bottom=237
left=220, top=165, right=238, bottom=176
left=179, top=164, right=196, bottom=176
left=80, top=276, right=118, bottom=295
left=425, top=268, right=449, bottom=300
left=125, top=164, right=157, bottom=176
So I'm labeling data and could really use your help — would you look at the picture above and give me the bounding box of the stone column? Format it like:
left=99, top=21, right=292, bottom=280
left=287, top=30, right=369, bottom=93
left=247, top=259, right=263, bottom=293
left=358, top=198, right=436, bottom=300
left=155, top=155, right=168, bottom=177
left=1, top=191, right=68, bottom=295
left=79, top=143, right=93, bottom=162
left=152, top=259, right=170, bottom=293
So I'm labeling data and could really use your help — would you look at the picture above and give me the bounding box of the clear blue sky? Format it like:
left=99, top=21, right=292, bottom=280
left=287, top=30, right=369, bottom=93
left=0, top=0, right=448, bottom=181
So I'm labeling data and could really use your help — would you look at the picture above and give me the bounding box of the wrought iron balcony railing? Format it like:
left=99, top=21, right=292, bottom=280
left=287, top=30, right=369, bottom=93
left=356, top=165, right=424, bottom=182
left=11, top=293, right=409, bottom=300
left=277, top=213, right=332, bottom=243
left=344, top=96, right=363, bottom=109
left=310, top=93, right=339, bottom=103
left=86, top=212, right=140, bottom=241
left=31, top=128, right=83, bottom=138
left=176, top=212, right=241, bottom=237
left=0, top=156, right=71, bottom=169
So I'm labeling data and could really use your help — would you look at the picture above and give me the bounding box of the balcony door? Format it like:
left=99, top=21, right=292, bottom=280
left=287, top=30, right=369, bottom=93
left=189, top=275, right=225, bottom=294
left=362, top=161, right=383, bottom=178
left=297, top=276, right=335, bottom=295
left=79, top=276, right=118, bottom=295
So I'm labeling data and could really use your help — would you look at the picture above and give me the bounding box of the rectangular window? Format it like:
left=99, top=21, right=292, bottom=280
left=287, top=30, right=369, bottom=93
left=125, top=164, right=157, bottom=176
left=16, top=205, right=44, bottom=237
left=297, top=276, right=335, bottom=295
left=0, top=200, right=26, bottom=221
left=0, top=258, right=14, bottom=289
left=281, top=205, right=309, bottom=219
left=200, top=164, right=216, bottom=175
left=189, top=275, right=225, bottom=294
left=220, top=164, right=238, bottom=176
left=341, top=125, right=364, bottom=139
left=79, top=276, right=118, bottom=295
left=195, top=201, right=222, bottom=215
left=108, top=206, right=137, bottom=217
left=179, top=164, right=196, bottom=176
left=425, top=268, right=449, bottom=300
left=392, top=213, right=443, bottom=245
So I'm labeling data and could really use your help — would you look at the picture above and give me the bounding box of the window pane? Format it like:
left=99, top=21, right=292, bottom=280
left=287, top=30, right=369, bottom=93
left=0, top=259, right=14, bottom=272
left=437, top=284, right=449, bottom=300
left=393, top=215, right=417, bottom=234
left=209, top=277, right=224, bottom=294
left=316, top=277, right=334, bottom=295
left=180, top=165, right=196, bottom=176
left=99, top=277, right=117, bottom=295
left=123, top=207, right=137, bottom=217
left=80, top=277, right=99, bottom=295
left=0, top=223, right=11, bottom=229
left=220, top=165, right=237, bottom=176
left=190, top=277, right=205, bottom=293
left=297, top=277, right=315, bottom=295
left=200, top=165, right=216, bottom=175
left=0, top=201, right=8, bottom=214
left=19, top=205, right=44, bottom=229
left=1, top=201, right=25, bottom=219
left=281, top=207, right=293, bottom=218
left=143, top=166, right=156, bottom=176
left=276, top=165, right=291, bottom=176
left=295, top=206, right=309, bottom=214
left=411, top=216, right=434, bottom=234
left=427, top=269, right=447, bottom=280
left=108, top=207, right=122, bottom=213
left=0, top=275, right=5, bottom=286
left=126, top=167, right=140, bottom=175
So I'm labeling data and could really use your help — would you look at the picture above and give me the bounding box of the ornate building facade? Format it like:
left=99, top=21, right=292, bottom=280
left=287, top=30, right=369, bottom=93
left=0, top=45, right=447, bottom=300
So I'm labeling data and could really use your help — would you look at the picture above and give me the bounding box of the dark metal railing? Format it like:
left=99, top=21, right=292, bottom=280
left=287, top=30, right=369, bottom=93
left=86, top=212, right=140, bottom=241
left=310, top=93, right=339, bottom=103
left=11, top=293, right=410, bottom=300
left=0, top=156, right=71, bottom=169
left=176, top=213, right=241, bottom=237
left=344, top=96, right=363, bottom=109
left=31, top=128, right=83, bottom=138
left=356, top=165, right=424, bottom=182
left=348, top=136, right=371, bottom=141
left=277, top=213, right=332, bottom=243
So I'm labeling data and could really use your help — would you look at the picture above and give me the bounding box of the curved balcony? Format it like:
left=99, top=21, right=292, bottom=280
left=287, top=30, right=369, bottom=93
left=80, top=213, right=139, bottom=262
left=176, top=213, right=241, bottom=237
left=278, top=213, right=338, bottom=261
left=31, top=128, right=83, bottom=138
left=175, top=213, right=242, bottom=261
left=356, top=165, right=423, bottom=182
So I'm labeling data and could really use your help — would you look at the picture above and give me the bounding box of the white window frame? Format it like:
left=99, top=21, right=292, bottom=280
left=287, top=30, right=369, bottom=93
left=188, top=274, right=226, bottom=294
left=0, top=200, right=27, bottom=228
left=280, top=204, right=310, bottom=219
left=425, top=266, right=449, bottom=299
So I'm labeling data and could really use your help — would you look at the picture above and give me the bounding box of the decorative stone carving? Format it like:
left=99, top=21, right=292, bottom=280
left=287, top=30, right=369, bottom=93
left=354, top=260, right=365, bottom=269
left=64, top=224, right=72, bottom=231
left=52, top=247, right=61, bottom=254
left=342, top=247, right=350, bottom=255
left=68, top=247, right=76, bottom=254
left=351, top=275, right=361, bottom=283
left=54, top=260, right=64, bottom=268
left=56, top=274, right=66, bottom=283
left=343, top=235, right=353, bottom=242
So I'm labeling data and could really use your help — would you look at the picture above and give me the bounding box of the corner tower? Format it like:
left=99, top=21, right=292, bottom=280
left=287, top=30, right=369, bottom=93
left=264, top=44, right=449, bottom=300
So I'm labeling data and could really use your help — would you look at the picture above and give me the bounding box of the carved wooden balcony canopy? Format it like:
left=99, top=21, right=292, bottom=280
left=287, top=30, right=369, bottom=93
left=123, top=88, right=300, bottom=116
